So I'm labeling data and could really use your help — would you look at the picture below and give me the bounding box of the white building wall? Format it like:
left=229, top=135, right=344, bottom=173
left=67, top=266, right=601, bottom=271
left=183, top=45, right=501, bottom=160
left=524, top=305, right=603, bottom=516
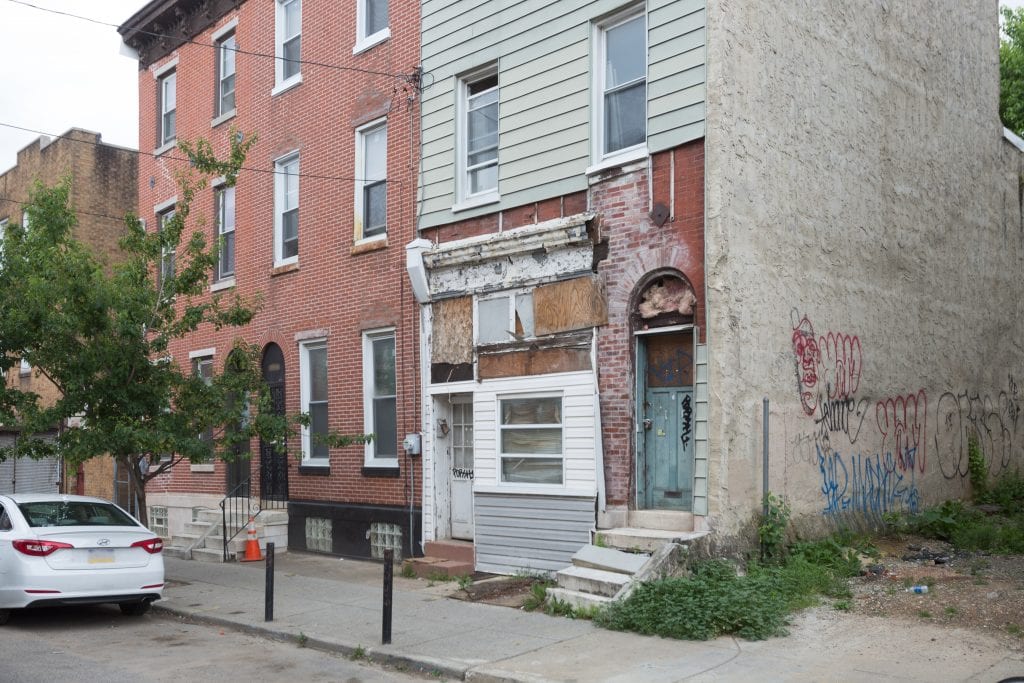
left=704, top=0, right=1024, bottom=534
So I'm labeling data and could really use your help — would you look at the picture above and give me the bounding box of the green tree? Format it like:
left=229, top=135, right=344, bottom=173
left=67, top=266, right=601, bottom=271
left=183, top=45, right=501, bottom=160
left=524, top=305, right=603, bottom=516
left=1001, top=6, right=1024, bottom=136
left=0, top=133, right=363, bottom=527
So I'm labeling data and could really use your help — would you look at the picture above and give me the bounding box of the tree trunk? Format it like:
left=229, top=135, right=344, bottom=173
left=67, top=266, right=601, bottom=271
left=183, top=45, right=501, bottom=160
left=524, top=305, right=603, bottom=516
left=119, top=454, right=149, bottom=528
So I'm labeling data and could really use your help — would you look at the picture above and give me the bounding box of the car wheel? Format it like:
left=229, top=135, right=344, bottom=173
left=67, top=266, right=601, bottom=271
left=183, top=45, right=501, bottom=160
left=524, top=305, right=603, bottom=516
left=0, top=609, right=10, bottom=626
left=119, top=601, right=151, bottom=617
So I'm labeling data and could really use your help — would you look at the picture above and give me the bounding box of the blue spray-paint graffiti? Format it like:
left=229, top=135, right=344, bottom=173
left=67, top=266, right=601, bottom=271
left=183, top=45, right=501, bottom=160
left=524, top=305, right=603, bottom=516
left=818, top=445, right=920, bottom=517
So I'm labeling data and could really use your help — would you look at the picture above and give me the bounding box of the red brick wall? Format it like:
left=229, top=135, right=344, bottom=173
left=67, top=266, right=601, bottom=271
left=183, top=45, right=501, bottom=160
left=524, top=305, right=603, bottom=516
left=135, top=0, right=422, bottom=508
left=595, top=140, right=706, bottom=507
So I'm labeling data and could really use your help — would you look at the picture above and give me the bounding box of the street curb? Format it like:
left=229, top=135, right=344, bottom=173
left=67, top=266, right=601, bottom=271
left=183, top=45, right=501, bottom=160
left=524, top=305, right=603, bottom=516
left=152, top=602, right=471, bottom=680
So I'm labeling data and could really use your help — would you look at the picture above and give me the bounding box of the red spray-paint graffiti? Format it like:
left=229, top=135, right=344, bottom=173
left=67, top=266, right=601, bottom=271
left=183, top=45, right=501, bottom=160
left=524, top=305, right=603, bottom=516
left=791, top=314, right=821, bottom=416
left=876, top=389, right=928, bottom=473
left=820, top=332, right=862, bottom=401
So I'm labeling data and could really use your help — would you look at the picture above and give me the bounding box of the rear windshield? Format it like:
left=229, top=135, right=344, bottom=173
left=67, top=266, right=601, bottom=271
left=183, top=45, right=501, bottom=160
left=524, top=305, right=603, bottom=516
left=17, top=501, right=140, bottom=528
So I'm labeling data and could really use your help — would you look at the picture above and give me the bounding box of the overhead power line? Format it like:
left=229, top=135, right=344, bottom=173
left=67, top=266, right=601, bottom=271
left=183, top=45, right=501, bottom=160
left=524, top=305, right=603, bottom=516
left=5, top=0, right=419, bottom=83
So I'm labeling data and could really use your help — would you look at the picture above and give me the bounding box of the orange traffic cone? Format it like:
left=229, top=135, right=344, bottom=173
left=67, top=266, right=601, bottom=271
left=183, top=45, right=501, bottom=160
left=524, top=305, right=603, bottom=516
left=239, top=515, right=264, bottom=562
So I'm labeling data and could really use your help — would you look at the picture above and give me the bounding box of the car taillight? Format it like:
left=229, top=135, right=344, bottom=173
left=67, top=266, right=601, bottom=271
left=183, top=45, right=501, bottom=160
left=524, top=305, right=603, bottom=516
left=13, top=539, right=74, bottom=556
left=131, top=538, right=164, bottom=554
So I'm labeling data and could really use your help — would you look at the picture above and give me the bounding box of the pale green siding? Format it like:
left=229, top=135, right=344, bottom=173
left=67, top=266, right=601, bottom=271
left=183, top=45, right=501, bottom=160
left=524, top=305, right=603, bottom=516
left=419, top=0, right=706, bottom=230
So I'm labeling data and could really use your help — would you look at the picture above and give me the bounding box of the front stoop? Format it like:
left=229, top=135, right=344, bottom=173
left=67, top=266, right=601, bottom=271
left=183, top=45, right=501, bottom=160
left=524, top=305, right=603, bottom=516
left=163, top=507, right=289, bottom=562
left=404, top=539, right=474, bottom=578
left=596, top=527, right=708, bottom=554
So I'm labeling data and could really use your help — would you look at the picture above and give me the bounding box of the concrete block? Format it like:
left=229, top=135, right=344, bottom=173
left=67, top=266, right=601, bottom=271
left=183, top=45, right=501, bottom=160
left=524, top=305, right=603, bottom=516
left=556, top=565, right=630, bottom=597
left=425, top=539, right=475, bottom=564
left=545, top=587, right=614, bottom=611
left=599, top=528, right=707, bottom=554
left=571, top=544, right=649, bottom=575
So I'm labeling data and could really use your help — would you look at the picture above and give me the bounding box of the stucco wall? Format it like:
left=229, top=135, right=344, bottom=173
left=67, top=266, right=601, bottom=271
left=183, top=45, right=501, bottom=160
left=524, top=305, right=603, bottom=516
left=705, top=0, right=1024, bottom=534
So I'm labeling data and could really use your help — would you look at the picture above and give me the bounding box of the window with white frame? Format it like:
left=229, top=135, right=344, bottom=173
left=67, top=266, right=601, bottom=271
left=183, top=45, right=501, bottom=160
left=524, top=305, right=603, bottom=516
left=274, top=152, right=299, bottom=265
left=275, top=0, right=302, bottom=87
left=499, top=395, right=563, bottom=485
left=19, top=356, right=30, bottom=376
left=158, top=208, right=175, bottom=291
left=216, top=31, right=237, bottom=116
left=192, top=354, right=214, bottom=445
left=159, top=69, right=177, bottom=146
left=215, top=184, right=235, bottom=280
left=356, top=0, right=389, bottom=50
left=363, top=330, right=397, bottom=464
left=459, top=69, right=499, bottom=202
left=355, top=121, right=387, bottom=240
left=476, top=291, right=534, bottom=344
left=595, top=8, right=646, bottom=160
left=300, top=339, right=328, bottom=462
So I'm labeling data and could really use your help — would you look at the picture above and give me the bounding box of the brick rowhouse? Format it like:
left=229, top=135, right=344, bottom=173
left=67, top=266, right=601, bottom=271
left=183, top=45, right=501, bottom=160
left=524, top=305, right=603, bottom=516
left=119, top=0, right=423, bottom=559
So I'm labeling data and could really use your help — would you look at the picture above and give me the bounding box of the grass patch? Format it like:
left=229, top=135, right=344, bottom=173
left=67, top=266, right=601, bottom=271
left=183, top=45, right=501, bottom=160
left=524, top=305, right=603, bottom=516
left=596, top=533, right=867, bottom=641
left=918, top=610, right=932, bottom=619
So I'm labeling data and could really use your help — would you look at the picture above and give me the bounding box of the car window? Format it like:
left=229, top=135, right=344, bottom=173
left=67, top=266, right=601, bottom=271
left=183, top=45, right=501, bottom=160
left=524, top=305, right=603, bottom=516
left=0, top=504, right=11, bottom=531
left=16, top=501, right=139, bottom=528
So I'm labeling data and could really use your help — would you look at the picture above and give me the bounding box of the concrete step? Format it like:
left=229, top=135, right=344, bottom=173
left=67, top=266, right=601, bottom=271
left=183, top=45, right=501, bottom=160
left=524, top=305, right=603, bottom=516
left=163, top=545, right=192, bottom=560
left=556, top=565, right=630, bottom=597
left=545, top=587, right=614, bottom=612
left=405, top=556, right=473, bottom=578
left=424, top=539, right=474, bottom=564
left=571, top=544, right=649, bottom=575
left=191, top=546, right=229, bottom=563
left=597, top=528, right=708, bottom=554
left=627, top=510, right=694, bottom=532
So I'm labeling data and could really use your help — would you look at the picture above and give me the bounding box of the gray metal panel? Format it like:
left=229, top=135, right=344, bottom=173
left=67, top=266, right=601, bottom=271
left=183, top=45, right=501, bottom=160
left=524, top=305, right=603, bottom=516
left=693, top=343, right=709, bottom=516
left=474, top=492, right=594, bottom=575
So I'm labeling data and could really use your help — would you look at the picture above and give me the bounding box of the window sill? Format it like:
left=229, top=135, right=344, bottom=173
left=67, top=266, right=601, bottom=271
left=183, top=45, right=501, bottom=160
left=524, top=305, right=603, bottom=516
left=271, top=74, right=303, bottom=97
left=271, top=261, right=299, bottom=277
left=211, top=110, right=236, bottom=129
left=352, top=29, right=390, bottom=55
left=154, top=140, right=177, bottom=157
left=299, top=464, right=330, bottom=476
left=190, top=464, right=215, bottom=473
left=351, top=235, right=387, bottom=255
left=210, top=277, right=236, bottom=292
left=361, top=466, right=400, bottom=478
left=451, top=193, right=500, bottom=214
left=585, top=146, right=649, bottom=178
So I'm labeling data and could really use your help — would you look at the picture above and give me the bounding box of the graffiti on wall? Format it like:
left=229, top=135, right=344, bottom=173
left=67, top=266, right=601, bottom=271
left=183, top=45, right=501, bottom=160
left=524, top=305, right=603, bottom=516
left=785, top=309, right=1022, bottom=518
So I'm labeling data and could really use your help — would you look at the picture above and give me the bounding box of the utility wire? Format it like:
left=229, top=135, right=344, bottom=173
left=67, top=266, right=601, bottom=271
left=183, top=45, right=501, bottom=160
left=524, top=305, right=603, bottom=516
left=4, top=0, right=416, bottom=83
left=0, top=195, right=134, bottom=224
left=0, top=122, right=403, bottom=186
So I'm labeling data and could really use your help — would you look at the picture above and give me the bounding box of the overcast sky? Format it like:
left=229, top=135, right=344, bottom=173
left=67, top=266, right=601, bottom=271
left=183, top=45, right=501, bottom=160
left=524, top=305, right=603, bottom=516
left=1, top=0, right=1024, bottom=173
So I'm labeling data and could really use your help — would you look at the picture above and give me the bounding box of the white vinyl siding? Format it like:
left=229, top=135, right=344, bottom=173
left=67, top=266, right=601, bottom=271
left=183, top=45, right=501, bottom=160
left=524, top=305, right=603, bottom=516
left=419, top=0, right=705, bottom=229
left=470, top=371, right=597, bottom=493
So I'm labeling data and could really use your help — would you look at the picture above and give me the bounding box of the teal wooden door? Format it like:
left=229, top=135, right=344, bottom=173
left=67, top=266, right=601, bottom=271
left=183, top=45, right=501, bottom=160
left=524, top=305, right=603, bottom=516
left=638, top=332, right=694, bottom=510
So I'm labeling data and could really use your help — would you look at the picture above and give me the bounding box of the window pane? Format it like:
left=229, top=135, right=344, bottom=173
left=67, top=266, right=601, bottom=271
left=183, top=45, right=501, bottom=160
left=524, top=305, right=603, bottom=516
left=284, top=0, right=301, bottom=37
left=605, top=81, right=646, bottom=153
left=308, top=345, right=327, bottom=401
left=219, top=187, right=235, bottom=234
left=501, top=457, right=563, bottom=484
left=163, top=73, right=176, bottom=110
left=605, top=16, right=645, bottom=89
left=501, top=428, right=562, bottom=454
left=467, top=102, right=498, bottom=158
left=220, top=74, right=236, bottom=113
left=363, top=126, right=387, bottom=180
left=514, top=293, right=534, bottom=338
left=469, top=165, right=498, bottom=195
left=310, top=402, right=328, bottom=459
left=221, top=36, right=236, bottom=77
left=219, top=230, right=235, bottom=278
left=364, top=181, right=386, bottom=236
left=283, top=36, right=301, bottom=80
left=373, top=396, right=397, bottom=457
left=367, top=0, right=388, bottom=35
left=372, top=337, right=395, bottom=395
left=163, top=110, right=176, bottom=144
left=478, top=296, right=508, bottom=343
left=501, top=397, right=561, bottom=425
left=282, top=208, right=298, bottom=258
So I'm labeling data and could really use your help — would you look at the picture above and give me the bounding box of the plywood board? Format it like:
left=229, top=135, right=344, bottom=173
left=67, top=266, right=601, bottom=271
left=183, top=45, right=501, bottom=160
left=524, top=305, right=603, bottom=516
left=479, top=347, right=591, bottom=379
left=534, top=275, right=608, bottom=336
left=432, top=296, right=473, bottom=364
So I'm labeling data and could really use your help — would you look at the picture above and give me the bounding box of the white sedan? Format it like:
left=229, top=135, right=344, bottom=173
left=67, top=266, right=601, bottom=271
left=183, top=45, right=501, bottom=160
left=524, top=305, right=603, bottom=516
left=0, top=494, right=164, bottom=625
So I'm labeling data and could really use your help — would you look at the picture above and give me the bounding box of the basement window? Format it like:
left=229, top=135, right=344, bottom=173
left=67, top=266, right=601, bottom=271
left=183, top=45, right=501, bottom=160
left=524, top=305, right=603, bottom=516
left=305, top=517, right=332, bottom=553
left=369, top=521, right=402, bottom=561
left=149, top=506, right=168, bottom=537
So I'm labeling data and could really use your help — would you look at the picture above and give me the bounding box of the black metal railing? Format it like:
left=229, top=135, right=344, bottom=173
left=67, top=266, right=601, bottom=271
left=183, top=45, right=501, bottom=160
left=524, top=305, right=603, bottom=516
left=219, top=479, right=288, bottom=561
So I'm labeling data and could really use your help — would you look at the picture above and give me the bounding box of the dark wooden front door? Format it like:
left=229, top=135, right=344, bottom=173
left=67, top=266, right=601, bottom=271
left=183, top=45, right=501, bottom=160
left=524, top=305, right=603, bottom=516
left=260, top=343, right=289, bottom=501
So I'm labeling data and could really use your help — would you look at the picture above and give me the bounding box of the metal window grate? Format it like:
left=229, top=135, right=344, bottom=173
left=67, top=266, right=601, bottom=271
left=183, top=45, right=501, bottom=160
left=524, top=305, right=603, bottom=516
left=369, top=522, right=402, bottom=562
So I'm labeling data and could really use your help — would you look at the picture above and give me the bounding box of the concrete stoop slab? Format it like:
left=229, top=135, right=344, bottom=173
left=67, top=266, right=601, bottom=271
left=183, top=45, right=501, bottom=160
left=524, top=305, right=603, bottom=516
left=556, top=565, right=630, bottom=597
left=407, top=556, right=473, bottom=578
left=424, top=539, right=475, bottom=564
left=545, top=586, right=614, bottom=611
left=598, top=528, right=708, bottom=553
left=571, top=544, right=649, bottom=575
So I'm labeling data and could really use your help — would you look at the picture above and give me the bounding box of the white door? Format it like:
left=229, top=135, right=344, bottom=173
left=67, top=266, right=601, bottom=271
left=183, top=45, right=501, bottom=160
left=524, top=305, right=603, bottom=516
left=449, top=399, right=474, bottom=540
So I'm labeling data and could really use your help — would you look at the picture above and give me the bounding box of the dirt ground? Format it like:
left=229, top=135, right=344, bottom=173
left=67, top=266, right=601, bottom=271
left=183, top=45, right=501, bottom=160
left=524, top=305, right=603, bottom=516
left=448, top=536, right=1024, bottom=650
left=850, top=535, right=1024, bottom=650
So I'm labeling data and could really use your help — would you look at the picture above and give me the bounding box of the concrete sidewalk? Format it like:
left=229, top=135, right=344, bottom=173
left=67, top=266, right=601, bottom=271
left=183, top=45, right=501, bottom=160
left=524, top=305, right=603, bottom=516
left=158, top=553, right=1024, bottom=682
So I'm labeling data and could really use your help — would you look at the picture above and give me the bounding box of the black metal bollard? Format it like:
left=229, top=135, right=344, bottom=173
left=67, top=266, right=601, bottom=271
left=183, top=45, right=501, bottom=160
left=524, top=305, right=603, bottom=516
left=265, top=542, right=275, bottom=622
left=382, top=549, right=393, bottom=644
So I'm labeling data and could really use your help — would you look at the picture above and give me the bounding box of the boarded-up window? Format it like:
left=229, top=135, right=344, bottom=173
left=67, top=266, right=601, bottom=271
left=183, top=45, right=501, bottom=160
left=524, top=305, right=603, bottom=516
left=533, top=276, right=607, bottom=336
